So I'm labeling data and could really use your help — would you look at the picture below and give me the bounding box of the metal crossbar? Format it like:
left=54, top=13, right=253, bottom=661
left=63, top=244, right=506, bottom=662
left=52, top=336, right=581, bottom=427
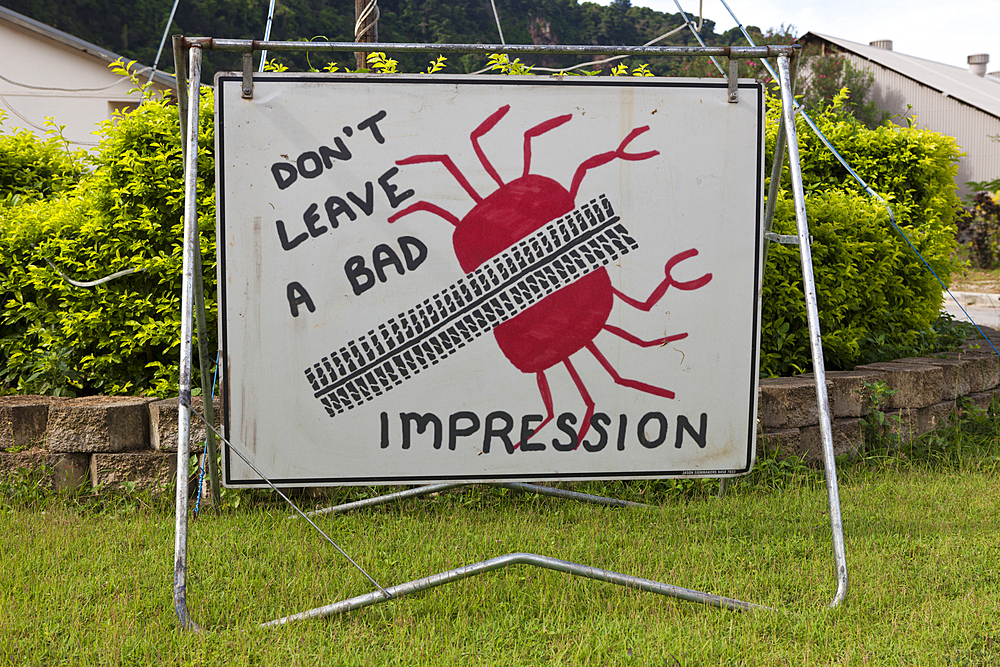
left=300, top=482, right=649, bottom=518
left=262, top=552, right=776, bottom=628
left=191, top=37, right=795, bottom=57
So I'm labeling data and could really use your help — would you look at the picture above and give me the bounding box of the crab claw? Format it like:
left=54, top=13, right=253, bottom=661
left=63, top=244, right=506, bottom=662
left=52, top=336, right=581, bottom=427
left=665, top=248, right=713, bottom=291
left=569, top=125, right=660, bottom=198
left=615, top=125, right=659, bottom=162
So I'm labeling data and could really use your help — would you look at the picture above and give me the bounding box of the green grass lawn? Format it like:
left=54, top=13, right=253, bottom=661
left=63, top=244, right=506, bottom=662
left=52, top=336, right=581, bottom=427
left=4, top=413, right=1000, bottom=666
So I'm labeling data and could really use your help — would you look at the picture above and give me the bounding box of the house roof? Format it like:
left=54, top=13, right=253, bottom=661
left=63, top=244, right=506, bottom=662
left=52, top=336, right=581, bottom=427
left=802, top=32, right=1000, bottom=120
left=0, top=4, right=176, bottom=90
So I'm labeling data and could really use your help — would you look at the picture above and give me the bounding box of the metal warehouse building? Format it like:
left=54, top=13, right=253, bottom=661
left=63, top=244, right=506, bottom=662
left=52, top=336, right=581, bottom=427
left=801, top=32, right=1000, bottom=196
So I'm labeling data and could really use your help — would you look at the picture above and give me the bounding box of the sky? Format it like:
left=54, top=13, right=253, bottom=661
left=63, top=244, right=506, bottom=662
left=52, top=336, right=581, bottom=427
left=609, top=0, right=1000, bottom=72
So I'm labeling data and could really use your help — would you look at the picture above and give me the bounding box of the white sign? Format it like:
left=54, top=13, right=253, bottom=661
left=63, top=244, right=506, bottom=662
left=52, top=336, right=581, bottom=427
left=216, top=74, right=764, bottom=486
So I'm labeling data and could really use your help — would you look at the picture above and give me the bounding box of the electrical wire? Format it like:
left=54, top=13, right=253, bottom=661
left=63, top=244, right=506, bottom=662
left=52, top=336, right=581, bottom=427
left=0, top=94, right=100, bottom=145
left=0, top=69, right=150, bottom=92
left=41, top=255, right=145, bottom=287
left=0, top=62, right=153, bottom=146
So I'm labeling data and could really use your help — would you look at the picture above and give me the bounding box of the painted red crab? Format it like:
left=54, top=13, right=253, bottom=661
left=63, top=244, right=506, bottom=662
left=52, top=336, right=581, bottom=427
left=389, top=105, right=711, bottom=443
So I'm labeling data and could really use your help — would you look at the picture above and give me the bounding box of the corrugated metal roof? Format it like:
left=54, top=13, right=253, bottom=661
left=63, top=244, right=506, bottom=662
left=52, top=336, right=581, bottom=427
left=804, top=32, right=1000, bottom=120
left=0, top=4, right=176, bottom=90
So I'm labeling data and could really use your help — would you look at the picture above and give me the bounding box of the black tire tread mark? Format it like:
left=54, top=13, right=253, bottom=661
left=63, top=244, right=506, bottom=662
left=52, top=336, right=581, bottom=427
left=305, top=194, right=636, bottom=418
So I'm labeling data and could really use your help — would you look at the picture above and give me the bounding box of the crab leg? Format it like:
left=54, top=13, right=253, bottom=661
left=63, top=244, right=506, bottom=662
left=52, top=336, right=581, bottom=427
left=514, top=371, right=553, bottom=450
left=396, top=154, right=483, bottom=203
left=603, top=328, right=688, bottom=348
left=586, top=342, right=675, bottom=400
left=522, top=114, right=572, bottom=178
left=563, top=357, right=596, bottom=446
left=387, top=201, right=461, bottom=227
left=471, top=105, right=511, bottom=188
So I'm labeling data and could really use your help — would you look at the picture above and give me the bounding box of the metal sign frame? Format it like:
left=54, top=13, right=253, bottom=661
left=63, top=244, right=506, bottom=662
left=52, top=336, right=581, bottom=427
left=170, top=36, right=848, bottom=631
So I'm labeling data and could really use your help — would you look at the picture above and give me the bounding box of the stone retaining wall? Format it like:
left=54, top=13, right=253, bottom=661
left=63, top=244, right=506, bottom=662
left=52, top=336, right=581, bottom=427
left=0, top=395, right=220, bottom=493
left=759, top=334, right=1000, bottom=461
left=2, top=333, right=998, bottom=492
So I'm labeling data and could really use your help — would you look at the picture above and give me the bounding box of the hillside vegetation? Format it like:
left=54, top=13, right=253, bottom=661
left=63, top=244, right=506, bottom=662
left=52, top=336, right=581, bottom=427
left=3, top=0, right=768, bottom=77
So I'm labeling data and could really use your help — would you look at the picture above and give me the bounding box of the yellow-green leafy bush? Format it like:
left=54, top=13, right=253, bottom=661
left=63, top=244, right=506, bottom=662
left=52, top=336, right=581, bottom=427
left=0, top=80, right=964, bottom=394
left=761, top=92, right=962, bottom=376
left=0, top=86, right=216, bottom=396
left=0, top=113, right=85, bottom=207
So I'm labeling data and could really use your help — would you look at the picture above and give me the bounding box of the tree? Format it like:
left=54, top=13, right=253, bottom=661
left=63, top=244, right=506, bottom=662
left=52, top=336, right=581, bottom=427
left=798, top=54, right=892, bottom=130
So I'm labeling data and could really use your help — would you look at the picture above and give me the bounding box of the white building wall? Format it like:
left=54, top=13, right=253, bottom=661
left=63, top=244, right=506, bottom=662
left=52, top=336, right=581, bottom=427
left=0, top=18, right=170, bottom=149
left=841, top=51, right=1000, bottom=194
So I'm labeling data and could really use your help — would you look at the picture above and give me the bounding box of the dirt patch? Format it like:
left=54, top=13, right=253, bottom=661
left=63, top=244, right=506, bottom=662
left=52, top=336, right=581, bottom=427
left=950, top=267, right=1000, bottom=294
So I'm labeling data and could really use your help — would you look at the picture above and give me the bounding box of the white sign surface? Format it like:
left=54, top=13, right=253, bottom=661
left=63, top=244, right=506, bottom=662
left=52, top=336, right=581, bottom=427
left=216, top=74, right=764, bottom=486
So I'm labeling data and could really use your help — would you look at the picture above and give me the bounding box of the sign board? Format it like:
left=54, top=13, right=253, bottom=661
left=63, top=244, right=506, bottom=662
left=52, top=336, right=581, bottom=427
left=216, top=74, right=764, bottom=487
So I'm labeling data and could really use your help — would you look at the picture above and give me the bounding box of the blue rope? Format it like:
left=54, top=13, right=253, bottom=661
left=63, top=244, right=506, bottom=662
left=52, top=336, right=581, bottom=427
left=712, top=4, right=1000, bottom=357
left=193, top=353, right=221, bottom=517
left=795, top=111, right=1000, bottom=358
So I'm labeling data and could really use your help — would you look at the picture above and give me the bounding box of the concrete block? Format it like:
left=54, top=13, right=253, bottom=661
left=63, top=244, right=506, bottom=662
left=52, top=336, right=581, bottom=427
left=944, top=349, right=1000, bottom=392
left=0, top=450, right=90, bottom=492
left=852, top=362, right=944, bottom=410
left=757, top=428, right=801, bottom=459
left=148, top=396, right=222, bottom=452
left=958, top=391, right=996, bottom=413
left=46, top=396, right=156, bottom=453
left=91, top=452, right=176, bottom=492
left=896, top=356, right=980, bottom=401
left=882, top=403, right=953, bottom=444
left=876, top=407, right=909, bottom=446
left=0, top=395, right=64, bottom=451
left=758, top=376, right=833, bottom=429
left=799, top=418, right=865, bottom=462
left=800, top=370, right=885, bottom=418
left=918, top=400, right=957, bottom=433
left=884, top=401, right=956, bottom=444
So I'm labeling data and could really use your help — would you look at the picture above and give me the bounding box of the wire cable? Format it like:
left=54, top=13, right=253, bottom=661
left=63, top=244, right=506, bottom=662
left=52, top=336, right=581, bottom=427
left=467, top=0, right=708, bottom=75
left=354, top=0, right=380, bottom=42
left=672, top=0, right=724, bottom=75
left=182, top=399, right=391, bottom=598
left=0, top=68, right=150, bottom=92
left=471, top=18, right=696, bottom=75
left=797, top=108, right=1000, bottom=356
left=259, top=0, right=279, bottom=71
left=529, top=21, right=694, bottom=74
left=192, top=353, right=220, bottom=517
left=41, top=255, right=145, bottom=287
left=147, top=0, right=183, bottom=83
left=0, top=64, right=150, bottom=146
left=490, top=0, right=506, bottom=46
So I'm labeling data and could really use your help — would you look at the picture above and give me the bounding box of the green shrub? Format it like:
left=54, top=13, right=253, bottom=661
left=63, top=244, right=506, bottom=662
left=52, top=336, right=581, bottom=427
left=0, top=83, right=216, bottom=396
left=0, top=70, right=964, bottom=395
left=955, top=190, right=1000, bottom=269
left=760, top=91, right=961, bottom=376
left=0, top=112, right=86, bottom=207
